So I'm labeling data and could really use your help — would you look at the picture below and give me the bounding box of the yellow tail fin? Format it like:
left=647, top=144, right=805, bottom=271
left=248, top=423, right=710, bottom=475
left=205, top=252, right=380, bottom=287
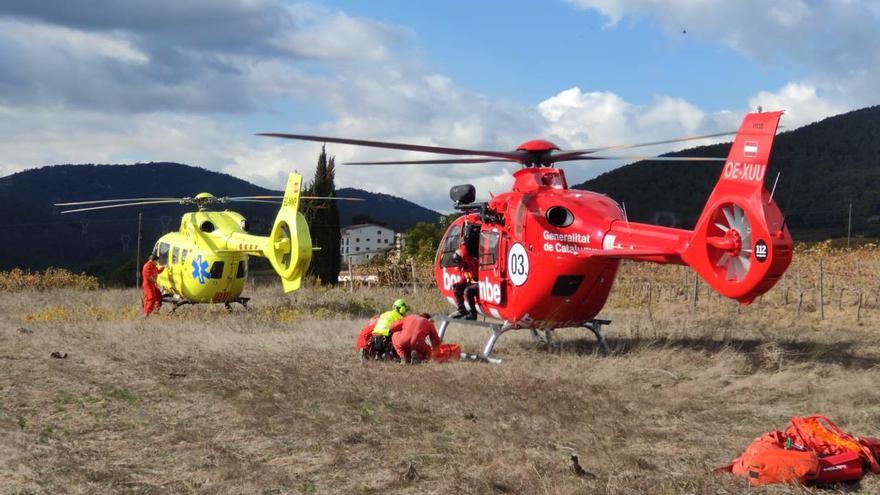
left=263, top=173, right=313, bottom=292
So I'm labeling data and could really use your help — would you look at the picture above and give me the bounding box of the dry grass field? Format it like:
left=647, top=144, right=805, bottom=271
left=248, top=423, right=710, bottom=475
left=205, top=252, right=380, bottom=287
left=3, top=248, right=880, bottom=494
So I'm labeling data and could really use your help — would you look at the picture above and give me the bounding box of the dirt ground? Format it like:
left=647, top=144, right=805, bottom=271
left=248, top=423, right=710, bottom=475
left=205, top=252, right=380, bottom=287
left=2, top=266, right=880, bottom=494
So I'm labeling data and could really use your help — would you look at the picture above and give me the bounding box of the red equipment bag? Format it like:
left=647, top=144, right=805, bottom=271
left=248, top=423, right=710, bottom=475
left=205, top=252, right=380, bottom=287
left=815, top=451, right=864, bottom=484
left=726, top=431, right=820, bottom=485
left=784, top=415, right=880, bottom=474
left=430, top=343, right=461, bottom=362
left=859, top=437, right=880, bottom=462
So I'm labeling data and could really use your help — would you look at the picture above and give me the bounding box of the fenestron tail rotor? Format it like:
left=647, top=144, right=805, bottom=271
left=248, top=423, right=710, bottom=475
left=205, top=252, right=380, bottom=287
left=680, top=111, right=792, bottom=304
left=708, top=203, right=753, bottom=282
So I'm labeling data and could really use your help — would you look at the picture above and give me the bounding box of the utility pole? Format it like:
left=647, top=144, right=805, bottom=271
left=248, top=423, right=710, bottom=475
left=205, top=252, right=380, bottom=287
left=847, top=203, right=852, bottom=249
left=818, top=258, right=825, bottom=321
left=136, top=213, right=142, bottom=287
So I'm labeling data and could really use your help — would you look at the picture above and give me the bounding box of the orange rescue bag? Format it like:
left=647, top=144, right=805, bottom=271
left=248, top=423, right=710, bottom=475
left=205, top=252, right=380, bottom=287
left=784, top=415, right=880, bottom=473
left=430, top=343, right=461, bottom=362
left=727, top=431, right=820, bottom=485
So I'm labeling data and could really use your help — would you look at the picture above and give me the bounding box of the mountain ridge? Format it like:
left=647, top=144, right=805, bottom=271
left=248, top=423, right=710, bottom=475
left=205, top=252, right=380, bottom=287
left=572, top=104, right=880, bottom=239
left=0, top=162, right=441, bottom=280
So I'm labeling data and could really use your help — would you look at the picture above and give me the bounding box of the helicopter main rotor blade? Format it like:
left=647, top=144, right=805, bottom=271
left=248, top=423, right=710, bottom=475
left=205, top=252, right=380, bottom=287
left=55, top=197, right=182, bottom=206
left=343, top=158, right=518, bottom=165
left=227, top=199, right=282, bottom=205
left=302, top=196, right=365, bottom=201
left=59, top=199, right=183, bottom=214
left=555, top=155, right=727, bottom=162
left=227, top=195, right=284, bottom=200
left=553, top=130, right=738, bottom=159
left=257, top=132, right=525, bottom=161
left=228, top=195, right=365, bottom=201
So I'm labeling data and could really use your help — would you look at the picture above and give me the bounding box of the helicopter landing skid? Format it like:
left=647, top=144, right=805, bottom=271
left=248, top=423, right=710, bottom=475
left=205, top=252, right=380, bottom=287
left=530, top=328, right=555, bottom=346
left=583, top=319, right=611, bottom=355
left=161, top=296, right=250, bottom=313
left=162, top=296, right=192, bottom=314
left=433, top=315, right=515, bottom=364
left=224, top=297, right=250, bottom=311
left=527, top=319, right=612, bottom=355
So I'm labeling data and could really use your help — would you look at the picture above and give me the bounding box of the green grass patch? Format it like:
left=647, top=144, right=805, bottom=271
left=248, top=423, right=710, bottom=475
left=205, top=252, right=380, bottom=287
left=108, top=388, right=140, bottom=405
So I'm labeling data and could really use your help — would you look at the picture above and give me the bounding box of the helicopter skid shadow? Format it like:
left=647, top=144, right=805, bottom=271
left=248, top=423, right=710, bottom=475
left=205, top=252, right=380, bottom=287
left=543, top=335, right=880, bottom=371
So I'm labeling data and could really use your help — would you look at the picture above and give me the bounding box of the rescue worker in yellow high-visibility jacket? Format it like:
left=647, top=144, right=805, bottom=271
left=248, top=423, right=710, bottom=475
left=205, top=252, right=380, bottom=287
left=370, top=299, right=409, bottom=360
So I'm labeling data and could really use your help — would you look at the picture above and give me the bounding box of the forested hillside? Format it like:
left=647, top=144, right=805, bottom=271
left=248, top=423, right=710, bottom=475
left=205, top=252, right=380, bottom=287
left=0, top=163, right=440, bottom=281
left=575, top=105, right=880, bottom=239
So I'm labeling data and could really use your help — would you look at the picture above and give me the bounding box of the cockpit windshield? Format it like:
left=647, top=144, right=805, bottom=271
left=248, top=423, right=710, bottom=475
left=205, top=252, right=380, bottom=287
left=541, top=172, right=567, bottom=189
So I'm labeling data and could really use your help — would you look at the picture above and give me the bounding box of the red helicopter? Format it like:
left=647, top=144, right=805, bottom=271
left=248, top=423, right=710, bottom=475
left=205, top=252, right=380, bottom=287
left=261, top=110, right=792, bottom=361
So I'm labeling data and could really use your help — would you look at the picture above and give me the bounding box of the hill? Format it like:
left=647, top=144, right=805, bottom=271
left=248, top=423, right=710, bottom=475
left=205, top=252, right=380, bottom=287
left=573, top=105, right=880, bottom=239
left=0, top=163, right=441, bottom=280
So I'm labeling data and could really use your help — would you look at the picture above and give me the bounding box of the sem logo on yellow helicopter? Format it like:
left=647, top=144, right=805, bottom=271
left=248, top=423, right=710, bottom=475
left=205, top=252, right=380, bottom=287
left=56, top=172, right=360, bottom=310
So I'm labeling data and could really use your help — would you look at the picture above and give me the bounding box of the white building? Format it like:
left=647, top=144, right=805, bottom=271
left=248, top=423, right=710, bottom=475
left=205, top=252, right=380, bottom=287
left=340, top=223, right=396, bottom=265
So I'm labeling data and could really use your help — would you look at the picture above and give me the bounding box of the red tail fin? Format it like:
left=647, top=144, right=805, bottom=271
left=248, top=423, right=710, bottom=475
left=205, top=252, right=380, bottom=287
left=681, top=111, right=792, bottom=303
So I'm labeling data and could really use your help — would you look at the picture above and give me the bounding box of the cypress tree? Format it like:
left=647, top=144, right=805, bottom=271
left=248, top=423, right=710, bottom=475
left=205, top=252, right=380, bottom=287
left=304, top=146, right=341, bottom=284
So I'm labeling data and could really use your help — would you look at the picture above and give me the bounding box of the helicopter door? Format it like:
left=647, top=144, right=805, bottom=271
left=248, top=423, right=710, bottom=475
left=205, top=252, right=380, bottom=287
left=479, top=230, right=501, bottom=273
left=463, top=223, right=480, bottom=259
left=208, top=258, right=233, bottom=302
left=478, top=229, right=504, bottom=306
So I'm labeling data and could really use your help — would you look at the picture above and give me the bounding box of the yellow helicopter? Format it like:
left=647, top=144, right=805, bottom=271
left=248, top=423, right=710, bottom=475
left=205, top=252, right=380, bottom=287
left=56, top=172, right=356, bottom=310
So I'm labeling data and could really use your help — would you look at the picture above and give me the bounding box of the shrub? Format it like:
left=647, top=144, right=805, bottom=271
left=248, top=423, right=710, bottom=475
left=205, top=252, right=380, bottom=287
left=0, top=268, right=99, bottom=291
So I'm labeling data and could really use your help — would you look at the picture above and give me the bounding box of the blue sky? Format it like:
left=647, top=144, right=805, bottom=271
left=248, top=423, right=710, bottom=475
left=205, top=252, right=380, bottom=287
left=322, top=0, right=793, bottom=110
left=0, top=0, right=876, bottom=211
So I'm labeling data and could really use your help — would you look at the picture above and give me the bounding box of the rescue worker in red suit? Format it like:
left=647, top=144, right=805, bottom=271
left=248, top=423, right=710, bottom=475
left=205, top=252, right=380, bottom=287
left=451, top=246, right=479, bottom=320
left=356, top=314, right=380, bottom=360
left=141, top=254, right=166, bottom=316
left=389, top=313, right=441, bottom=363
left=370, top=299, right=409, bottom=360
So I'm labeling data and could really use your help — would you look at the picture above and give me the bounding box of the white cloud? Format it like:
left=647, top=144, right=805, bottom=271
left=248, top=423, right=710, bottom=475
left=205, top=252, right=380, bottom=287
left=566, top=0, right=880, bottom=119
left=273, top=7, right=409, bottom=63
left=748, top=83, right=845, bottom=129
left=0, top=0, right=873, bottom=215
left=538, top=87, right=738, bottom=148
left=3, top=19, right=150, bottom=64
left=0, top=105, right=241, bottom=174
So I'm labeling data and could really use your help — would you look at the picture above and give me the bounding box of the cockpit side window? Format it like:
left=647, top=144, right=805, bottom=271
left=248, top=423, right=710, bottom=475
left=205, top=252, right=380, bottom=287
left=157, top=242, right=170, bottom=265
left=236, top=260, right=247, bottom=279
left=171, top=247, right=180, bottom=265
left=438, top=224, right=461, bottom=268
left=479, top=230, right=500, bottom=268
left=209, top=261, right=225, bottom=279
